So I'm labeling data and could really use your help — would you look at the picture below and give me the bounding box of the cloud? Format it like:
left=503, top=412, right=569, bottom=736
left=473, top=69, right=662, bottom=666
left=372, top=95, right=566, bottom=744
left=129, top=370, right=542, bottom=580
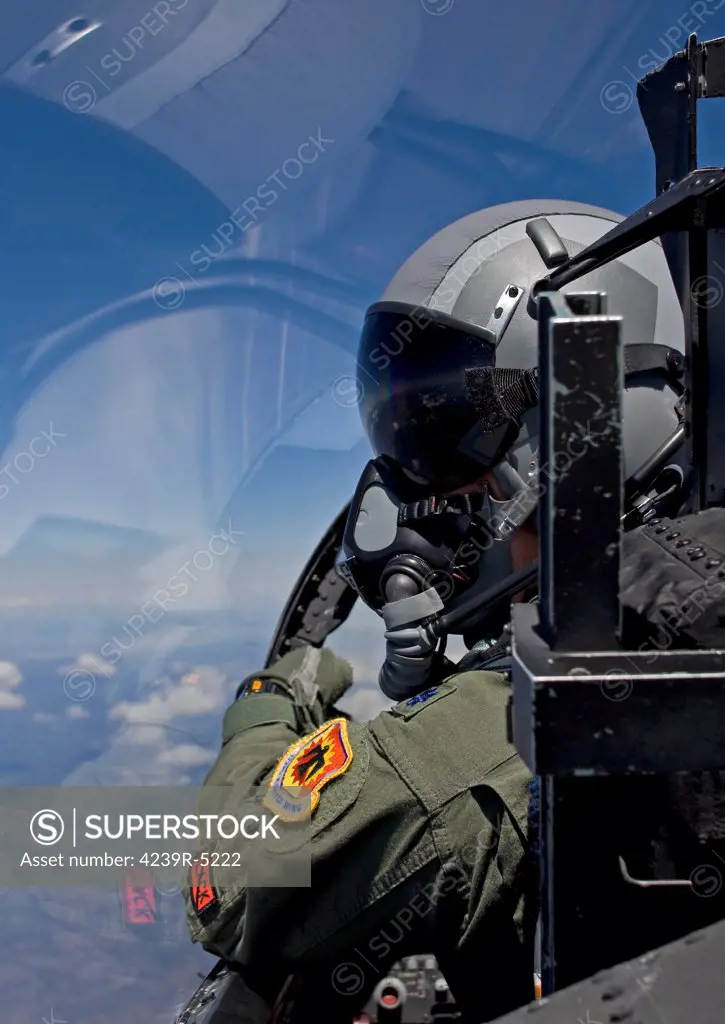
left=115, top=724, right=170, bottom=746
left=0, top=691, right=24, bottom=710
left=108, top=666, right=230, bottom=726
left=32, top=712, right=58, bottom=724
left=338, top=686, right=392, bottom=722
left=0, top=661, right=24, bottom=709
left=59, top=652, right=116, bottom=679
left=86, top=669, right=231, bottom=784
left=155, top=744, right=216, bottom=767
left=66, top=706, right=90, bottom=720
left=329, top=639, right=385, bottom=692
left=0, top=662, right=22, bottom=688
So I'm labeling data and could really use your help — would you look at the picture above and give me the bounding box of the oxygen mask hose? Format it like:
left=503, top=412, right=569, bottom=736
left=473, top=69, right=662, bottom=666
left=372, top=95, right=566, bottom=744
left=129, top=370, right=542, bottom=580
left=378, top=569, right=451, bottom=700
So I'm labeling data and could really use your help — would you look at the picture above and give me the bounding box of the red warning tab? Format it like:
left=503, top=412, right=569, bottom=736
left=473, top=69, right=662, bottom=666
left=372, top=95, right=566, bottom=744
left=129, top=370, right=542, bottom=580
left=190, top=859, right=220, bottom=919
left=122, top=869, right=157, bottom=925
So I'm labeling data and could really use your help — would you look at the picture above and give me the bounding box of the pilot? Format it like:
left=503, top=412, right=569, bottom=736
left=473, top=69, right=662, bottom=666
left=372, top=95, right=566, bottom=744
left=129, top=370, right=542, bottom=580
left=183, top=199, right=687, bottom=1022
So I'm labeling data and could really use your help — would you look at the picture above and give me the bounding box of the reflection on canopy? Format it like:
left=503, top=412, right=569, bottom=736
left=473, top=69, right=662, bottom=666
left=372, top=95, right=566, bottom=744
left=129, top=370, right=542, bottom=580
left=0, top=299, right=365, bottom=604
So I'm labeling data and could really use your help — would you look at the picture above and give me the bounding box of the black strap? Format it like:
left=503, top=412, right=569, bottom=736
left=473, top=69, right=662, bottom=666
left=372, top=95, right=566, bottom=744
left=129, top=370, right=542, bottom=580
left=398, top=491, right=486, bottom=524
left=623, top=342, right=684, bottom=386
left=459, top=637, right=511, bottom=671
left=465, top=343, right=683, bottom=435
left=235, top=674, right=290, bottom=699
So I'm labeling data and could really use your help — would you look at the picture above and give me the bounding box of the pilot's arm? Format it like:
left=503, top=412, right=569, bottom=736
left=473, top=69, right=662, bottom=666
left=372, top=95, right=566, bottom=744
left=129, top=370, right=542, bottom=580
left=183, top=647, right=536, bottom=1022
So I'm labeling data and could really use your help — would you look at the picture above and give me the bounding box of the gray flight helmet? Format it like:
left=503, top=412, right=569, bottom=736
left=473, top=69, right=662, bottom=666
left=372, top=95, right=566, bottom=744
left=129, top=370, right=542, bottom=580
left=355, top=199, right=686, bottom=642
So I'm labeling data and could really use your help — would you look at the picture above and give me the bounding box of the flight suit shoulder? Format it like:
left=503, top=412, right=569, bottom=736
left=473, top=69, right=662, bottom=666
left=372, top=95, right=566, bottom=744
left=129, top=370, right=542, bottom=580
left=385, top=668, right=512, bottom=721
left=186, top=713, right=439, bottom=960
left=369, top=669, right=525, bottom=812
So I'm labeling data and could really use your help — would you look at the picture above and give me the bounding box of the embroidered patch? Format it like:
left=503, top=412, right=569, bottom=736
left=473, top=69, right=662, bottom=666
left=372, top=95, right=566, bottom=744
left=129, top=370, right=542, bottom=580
left=263, top=718, right=353, bottom=822
left=406, top=687, right=438, bottom=707
left=189, top=858, right=220, bottom=921
left=390, top=681, right=457, bottom=719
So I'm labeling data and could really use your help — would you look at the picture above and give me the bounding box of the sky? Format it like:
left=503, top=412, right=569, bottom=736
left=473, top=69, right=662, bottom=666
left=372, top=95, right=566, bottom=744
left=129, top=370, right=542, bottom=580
left=2, top=0, right=725, bottom=1020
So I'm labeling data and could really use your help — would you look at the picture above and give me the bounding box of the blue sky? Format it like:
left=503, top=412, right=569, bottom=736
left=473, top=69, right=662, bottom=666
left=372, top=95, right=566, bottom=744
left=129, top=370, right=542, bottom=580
left=2, top=0, right=725, bottom=1020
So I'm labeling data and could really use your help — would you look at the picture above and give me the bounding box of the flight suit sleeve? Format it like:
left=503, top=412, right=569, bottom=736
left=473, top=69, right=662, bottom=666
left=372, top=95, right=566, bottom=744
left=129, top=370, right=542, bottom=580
left=184, top=669, right=536, bottom=1021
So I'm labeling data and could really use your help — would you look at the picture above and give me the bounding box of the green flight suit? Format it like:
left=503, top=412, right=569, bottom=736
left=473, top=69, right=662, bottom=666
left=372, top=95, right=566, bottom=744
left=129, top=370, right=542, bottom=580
left=184, top=646, right=536, bottom=1023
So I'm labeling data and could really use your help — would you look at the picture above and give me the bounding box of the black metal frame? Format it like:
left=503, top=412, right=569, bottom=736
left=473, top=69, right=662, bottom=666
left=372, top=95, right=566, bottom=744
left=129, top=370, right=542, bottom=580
left=512, top=33, right=725, bottom=996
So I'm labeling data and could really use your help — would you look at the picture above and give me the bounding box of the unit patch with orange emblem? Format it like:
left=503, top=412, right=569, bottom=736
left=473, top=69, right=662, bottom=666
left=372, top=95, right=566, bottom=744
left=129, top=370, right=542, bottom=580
left=263, top=718, right=353, bottom=822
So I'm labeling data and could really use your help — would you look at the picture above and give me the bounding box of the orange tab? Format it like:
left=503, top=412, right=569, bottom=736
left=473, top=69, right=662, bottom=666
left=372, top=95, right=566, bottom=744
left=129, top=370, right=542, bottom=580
left=122, top=869, right=157, bottom=925
left=263, top=718, right=353, bottom=821
left=189, top=859, right=219, bottom=919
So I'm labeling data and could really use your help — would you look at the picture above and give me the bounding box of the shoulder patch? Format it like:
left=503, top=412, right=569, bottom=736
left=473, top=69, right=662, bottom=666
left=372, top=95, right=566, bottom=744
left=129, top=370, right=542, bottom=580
left=189, top=858, right=220, bottom=923
left=390, top=681, right=457, bottom=720
left=263, top=718, right=353, bottom=822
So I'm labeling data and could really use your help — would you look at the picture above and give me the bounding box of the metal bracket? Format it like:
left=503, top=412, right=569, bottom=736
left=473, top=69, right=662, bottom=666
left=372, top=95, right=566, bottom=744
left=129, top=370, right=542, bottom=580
left=637, top=34, right=725, bottom=199
left=618, top=857, right=692, bottom=889
left=511, top=280, right=725, bottom=776
left=485, top=283, right=524, bottom=345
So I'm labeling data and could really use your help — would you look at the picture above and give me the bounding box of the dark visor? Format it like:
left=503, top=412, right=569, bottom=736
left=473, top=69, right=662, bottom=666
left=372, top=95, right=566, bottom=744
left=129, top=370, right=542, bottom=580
left=356, top=301, right=527, bottom=490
